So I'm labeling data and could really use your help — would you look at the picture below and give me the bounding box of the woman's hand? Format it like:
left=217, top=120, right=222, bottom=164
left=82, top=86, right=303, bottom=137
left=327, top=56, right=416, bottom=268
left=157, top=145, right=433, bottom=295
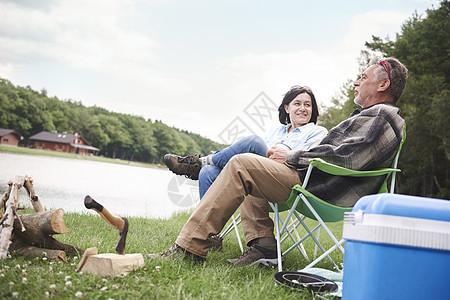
left=266, top=145, right=289, bottom=164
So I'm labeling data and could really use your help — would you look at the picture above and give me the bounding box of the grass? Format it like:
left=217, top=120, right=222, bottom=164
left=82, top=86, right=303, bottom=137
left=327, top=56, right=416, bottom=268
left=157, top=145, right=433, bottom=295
left=0, top=145, right=161, bottom=169
left=0, top=208, right=343, bottom=299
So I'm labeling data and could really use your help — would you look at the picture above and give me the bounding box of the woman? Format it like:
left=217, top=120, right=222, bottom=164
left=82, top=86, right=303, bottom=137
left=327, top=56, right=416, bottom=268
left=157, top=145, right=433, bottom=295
left=164, top=85, right=328, bottom=198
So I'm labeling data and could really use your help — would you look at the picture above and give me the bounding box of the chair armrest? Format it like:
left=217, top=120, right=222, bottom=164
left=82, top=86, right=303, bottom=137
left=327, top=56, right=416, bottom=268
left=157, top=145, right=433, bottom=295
left=309, top=158, right=400, bottom=177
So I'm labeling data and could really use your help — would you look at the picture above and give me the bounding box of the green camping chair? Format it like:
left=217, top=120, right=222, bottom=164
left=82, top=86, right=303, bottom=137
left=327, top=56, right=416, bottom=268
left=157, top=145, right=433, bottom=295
left=270, top=125, right=406, bottom=272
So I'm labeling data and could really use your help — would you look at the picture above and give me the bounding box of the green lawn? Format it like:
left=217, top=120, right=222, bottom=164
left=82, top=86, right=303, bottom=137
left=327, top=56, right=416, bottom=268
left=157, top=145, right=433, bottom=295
left=0, top=209, right=343, bottom=299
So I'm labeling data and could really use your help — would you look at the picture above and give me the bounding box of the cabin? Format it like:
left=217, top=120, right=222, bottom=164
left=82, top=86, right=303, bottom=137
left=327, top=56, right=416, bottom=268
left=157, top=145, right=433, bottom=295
left=0, top=128, right=22, bottom=146
left=29, top=131, right=99, bottom=156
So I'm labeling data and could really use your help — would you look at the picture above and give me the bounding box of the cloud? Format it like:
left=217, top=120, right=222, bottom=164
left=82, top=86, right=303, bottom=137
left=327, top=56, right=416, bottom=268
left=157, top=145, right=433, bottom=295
left=217, top=9, right=413, bottom=111
left=0, top=1, right=160, bottom=74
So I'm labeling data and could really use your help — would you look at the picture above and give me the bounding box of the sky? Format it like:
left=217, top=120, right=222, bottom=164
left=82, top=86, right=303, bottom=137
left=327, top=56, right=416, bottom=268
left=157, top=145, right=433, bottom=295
left=0, top=0, right=440, bottom=142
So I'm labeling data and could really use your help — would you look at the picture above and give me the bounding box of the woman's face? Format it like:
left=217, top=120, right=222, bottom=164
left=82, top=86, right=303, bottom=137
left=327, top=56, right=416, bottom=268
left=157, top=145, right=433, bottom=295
left=284, top=93, right=313, bottom=128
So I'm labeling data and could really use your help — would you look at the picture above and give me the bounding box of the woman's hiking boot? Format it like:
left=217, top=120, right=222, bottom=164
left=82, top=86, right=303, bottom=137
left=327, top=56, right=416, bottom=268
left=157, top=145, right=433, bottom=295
left=164, top=154, right=202, bottom=180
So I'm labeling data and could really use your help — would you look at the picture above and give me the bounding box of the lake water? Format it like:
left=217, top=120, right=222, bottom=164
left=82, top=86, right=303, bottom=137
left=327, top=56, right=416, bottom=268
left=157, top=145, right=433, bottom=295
left=0, top=152, right=200, bottom=219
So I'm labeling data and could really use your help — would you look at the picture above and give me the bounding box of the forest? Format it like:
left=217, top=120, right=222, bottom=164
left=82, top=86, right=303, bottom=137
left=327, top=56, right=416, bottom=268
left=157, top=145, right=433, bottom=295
left=0, top=79, right=227, bottom=163
left=319, top=1, right=449, bottom=199
left=0, top=1, right=448, bottom=199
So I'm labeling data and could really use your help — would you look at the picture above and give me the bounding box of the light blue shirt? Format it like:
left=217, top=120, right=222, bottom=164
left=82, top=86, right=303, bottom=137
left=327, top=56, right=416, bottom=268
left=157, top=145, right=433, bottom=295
left=264, top=123, right=328, bottom=150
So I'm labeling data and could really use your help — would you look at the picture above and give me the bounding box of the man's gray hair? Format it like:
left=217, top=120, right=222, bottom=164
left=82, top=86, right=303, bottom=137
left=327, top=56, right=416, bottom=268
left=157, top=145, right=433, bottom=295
left=370, top=57, right=408, bottom=103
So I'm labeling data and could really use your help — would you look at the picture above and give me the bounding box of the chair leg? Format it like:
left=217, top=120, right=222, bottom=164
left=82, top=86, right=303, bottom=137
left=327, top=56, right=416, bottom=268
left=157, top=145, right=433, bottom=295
left=274, top=204, right=283, bottom=272
left=304, top=239, right=344, bottom=271
left=313, top=227, right=320, bottom=260
left=300, top=194, right=345, bottom=254
left=219, top=212, right=244, bottom=252
left=298, top=194, right=345, bottom=269
left=231, top=214, right=244, bottom=252
left=270, top=203, right=310, bottom=263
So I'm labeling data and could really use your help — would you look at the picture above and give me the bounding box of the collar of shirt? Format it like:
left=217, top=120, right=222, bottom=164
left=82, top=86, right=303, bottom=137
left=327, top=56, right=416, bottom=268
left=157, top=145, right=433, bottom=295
left=351, top=101, right=396, bottom=117
left=284, top=122, right=315, bottom=133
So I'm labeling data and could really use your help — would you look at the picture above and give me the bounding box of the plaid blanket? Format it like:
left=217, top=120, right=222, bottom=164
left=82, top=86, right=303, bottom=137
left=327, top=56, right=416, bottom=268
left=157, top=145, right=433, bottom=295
left=286, top=102, right=405, bottom=207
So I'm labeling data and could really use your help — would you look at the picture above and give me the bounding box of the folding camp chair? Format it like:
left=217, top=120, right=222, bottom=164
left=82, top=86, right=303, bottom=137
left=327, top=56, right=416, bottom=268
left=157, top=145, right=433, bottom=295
left=219, top=206, right=310, bottom=260
left=270, top=125, right=406, bottom=272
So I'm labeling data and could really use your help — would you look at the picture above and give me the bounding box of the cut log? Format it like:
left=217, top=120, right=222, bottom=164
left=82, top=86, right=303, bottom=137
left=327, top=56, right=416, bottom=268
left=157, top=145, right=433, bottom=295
left=11, top=245, right=66, bottom=262
left=15, top=209, right=68, bottom=235
left=12, top=221, right=83, bottom=254
left=23, top=176, right=44, bottom=213
left=78, top=253, right=144, bottom=277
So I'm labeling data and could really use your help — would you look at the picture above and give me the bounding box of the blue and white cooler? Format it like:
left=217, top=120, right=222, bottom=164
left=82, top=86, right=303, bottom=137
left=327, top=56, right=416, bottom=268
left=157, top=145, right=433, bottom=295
left=342, top=194, right=450, bottom=300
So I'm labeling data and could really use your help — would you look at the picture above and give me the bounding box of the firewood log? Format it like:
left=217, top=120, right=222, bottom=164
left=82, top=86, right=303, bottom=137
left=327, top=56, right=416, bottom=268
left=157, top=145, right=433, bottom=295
left=10, top=243, right=66, bottom=262
left=15, top=209, right=68, bottom=235
left=11, top=222, right=83, bottom=254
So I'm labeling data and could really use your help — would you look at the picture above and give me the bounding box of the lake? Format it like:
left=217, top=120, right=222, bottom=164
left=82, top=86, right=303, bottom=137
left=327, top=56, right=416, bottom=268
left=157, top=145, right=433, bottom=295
left=0, top=152, right=200, bottom=219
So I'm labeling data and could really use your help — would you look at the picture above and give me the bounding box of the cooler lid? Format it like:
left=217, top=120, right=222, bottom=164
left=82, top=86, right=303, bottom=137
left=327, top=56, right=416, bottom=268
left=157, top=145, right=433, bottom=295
left=353, top=194, right=450, bottom=222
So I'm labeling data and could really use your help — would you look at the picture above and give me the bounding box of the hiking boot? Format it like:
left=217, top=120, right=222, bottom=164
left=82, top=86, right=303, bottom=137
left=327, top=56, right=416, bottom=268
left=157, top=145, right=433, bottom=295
left=164, top=154, right=202, bottom=180
left=209, top=234, right=223, bottom=252
left=147, top=245, right=205, bottom=264
left=226, top=238, right=278, bottom=267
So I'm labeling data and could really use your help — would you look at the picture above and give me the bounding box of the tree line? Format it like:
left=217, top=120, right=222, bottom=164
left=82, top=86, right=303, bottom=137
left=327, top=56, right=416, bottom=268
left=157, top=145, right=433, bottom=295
left=0, top=79, right=226, bottom=163
left=319, top=1, right=449, bottom=199
left=0, top=1, right=448, bottom=199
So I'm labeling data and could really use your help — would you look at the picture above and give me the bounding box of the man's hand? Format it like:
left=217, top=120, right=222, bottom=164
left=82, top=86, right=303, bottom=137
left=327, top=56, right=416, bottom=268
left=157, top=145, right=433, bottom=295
left=266, top=145, right=289, bottom=164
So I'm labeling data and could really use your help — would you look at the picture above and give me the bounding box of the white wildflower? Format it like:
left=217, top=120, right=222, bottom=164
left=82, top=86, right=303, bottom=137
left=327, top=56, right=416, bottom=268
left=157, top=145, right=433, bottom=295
left=102, top=278, right=108, bottom=282
left=45, top=291, right=50, bottom=298
left=112, top=284, right=119, bottom=289
left=22, top=269, right=27, bottom=275
left=101, top=286, right=108, bottom=291
left=9, top=281, right=14, bottom=287
left=58, top=271, right=63, bottom=275
left=49, top=284, right=56, bottom=289
left=73, top=256, right=78, bottom=260
left=66, top=281, right=72, bottom=287
left=12, top=291, right=18, bottom=298
left=65, top=275, right=71, bottom=281
left=42, top=251, right=47, bottom=257
left=22, top=277, right=27, bottom=284
left=15, top=264, right=21, bottom=269
left=42, top=257, right=48, bottom=261
left=75, top=291, right=83, bottom=298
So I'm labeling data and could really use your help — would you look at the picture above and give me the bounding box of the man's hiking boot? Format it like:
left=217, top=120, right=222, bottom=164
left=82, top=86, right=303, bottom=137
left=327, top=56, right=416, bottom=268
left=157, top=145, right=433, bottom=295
left=147, top=245, right=205, bottom=264
left=164, top=154, right=202, bottom=180
left=226, top=237, right=278, bottom=267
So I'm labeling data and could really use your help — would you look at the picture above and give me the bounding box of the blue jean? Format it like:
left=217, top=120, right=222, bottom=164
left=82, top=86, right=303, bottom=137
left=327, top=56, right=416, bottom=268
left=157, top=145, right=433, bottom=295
left=198, top=135, right=268, bottom=199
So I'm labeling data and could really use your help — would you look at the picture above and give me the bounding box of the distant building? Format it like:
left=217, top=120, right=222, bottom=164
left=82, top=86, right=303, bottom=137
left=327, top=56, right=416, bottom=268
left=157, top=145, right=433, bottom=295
left=0, top=128, right=22, bottom=146
left=29, top=131, right=99, bottom=155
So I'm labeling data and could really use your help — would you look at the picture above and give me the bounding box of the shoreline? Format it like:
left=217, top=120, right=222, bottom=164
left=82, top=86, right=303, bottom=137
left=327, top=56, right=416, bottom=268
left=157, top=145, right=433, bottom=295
left=0, top=145, right=164, bottom=169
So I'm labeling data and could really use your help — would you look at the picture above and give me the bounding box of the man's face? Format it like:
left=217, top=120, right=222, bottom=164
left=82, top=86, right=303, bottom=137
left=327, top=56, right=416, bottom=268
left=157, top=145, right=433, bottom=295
left=354, top=65, right=380, bottom=108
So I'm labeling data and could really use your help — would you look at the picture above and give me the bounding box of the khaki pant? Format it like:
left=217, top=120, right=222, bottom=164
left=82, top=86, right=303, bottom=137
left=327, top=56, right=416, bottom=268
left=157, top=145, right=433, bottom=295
left=176, top=153, right=302, bottom=258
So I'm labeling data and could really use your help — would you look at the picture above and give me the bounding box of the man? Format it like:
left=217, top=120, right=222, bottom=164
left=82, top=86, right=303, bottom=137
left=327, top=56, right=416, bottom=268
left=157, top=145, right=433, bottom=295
left=148, top=57, right=408, bottom=265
